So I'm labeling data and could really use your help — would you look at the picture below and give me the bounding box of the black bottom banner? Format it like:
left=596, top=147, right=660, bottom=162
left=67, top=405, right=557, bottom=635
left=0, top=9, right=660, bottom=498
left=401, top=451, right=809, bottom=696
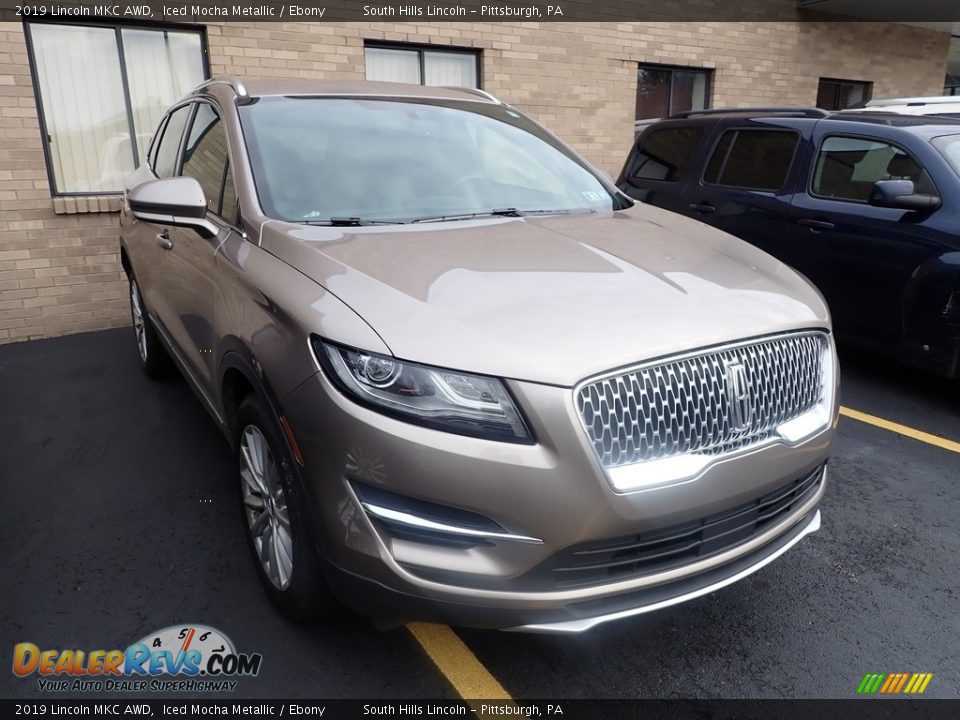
left=2, top=699, right=959, bottom=720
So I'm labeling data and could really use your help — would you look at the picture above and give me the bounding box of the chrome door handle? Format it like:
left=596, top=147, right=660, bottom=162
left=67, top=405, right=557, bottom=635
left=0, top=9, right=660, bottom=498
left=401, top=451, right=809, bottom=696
left=156, top=232, right=173, bottom=250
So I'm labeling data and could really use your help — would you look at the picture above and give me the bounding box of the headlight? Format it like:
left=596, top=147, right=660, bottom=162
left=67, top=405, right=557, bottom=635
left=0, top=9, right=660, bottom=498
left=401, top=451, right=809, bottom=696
left=310, top=337, right=533, bottom=443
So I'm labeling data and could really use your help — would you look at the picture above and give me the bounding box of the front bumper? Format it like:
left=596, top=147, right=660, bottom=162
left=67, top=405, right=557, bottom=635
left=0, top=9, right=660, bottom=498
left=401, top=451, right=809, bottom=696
left=281, top=363, right=835, bottom=632
left=325, top=505, right=822, bottom=633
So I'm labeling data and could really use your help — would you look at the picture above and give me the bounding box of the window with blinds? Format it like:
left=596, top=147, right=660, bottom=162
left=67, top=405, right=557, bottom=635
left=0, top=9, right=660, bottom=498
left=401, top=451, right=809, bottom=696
left=364, top=43, right=480, bottom=89
left=26, top=23, right=206, bottom=195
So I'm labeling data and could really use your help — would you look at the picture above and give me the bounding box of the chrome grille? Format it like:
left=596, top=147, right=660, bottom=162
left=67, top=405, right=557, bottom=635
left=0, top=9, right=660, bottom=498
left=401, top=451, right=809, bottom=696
left=576, top=332, right=828, bottom=468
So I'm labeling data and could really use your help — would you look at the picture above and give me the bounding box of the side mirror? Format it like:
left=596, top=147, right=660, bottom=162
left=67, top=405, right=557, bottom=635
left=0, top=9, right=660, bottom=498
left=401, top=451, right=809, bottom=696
left=127, top=177, right=218, bottom=238
left=869, top=179, right=940, bottom=212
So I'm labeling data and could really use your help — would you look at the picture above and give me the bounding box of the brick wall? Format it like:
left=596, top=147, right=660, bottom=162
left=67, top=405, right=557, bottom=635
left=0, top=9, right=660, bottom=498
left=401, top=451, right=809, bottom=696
left=0, top=20, right=950, bottom=343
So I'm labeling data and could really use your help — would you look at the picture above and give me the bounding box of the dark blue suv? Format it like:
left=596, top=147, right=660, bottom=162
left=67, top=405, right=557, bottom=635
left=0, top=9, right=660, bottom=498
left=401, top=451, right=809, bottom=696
left=617, top=109, right=960, bottom=378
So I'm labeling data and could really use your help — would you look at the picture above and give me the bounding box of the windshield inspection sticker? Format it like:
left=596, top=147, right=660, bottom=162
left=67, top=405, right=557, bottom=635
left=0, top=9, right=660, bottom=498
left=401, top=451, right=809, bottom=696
left=582, top=191, right=607, bottom=201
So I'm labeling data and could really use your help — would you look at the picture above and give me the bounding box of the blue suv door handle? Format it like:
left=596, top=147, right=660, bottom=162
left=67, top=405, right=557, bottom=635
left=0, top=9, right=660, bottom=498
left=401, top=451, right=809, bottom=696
left=797, top=218, right=835, bottom=232
left=688, top=202, right=716, bottom=214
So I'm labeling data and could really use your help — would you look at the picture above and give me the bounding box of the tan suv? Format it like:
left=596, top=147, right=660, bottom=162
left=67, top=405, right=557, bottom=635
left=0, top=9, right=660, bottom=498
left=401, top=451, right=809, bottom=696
left=120, top=77, right=838, bottom=632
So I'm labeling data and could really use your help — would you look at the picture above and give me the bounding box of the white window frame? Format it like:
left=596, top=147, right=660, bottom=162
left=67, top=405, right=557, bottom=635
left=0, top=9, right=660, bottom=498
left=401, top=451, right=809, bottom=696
left=25, top=21, right=209, bottom=197
left=364, top=42, right=482, bottom=89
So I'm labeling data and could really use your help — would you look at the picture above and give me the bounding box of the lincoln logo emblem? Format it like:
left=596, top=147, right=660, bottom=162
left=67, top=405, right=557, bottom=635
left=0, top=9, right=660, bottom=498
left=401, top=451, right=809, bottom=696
left=726, top=361, right=752, bottom=430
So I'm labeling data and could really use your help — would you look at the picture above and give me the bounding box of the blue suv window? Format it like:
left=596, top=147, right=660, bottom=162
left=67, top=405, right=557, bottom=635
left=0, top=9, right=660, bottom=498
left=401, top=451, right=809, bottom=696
left=630, top=127, right=703, bottom=182
left=704, top=129, right=799, bottom=191
left=932, top=133, right=960, bottom=176
left=812, top=136, right=929, bottom=203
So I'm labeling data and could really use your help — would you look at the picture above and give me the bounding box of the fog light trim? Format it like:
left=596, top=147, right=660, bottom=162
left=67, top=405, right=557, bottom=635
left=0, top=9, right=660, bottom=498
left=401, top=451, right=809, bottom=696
left=361, top=502, right=543, bottom=545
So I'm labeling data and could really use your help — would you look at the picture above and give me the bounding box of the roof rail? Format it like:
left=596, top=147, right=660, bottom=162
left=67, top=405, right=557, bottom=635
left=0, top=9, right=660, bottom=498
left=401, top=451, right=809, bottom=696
left=672, top=107, right=831, bottom=119
left=194, top=76, right=253, bottom=105
left=867, top=96, right=960, bottom=107
left=441, top=86, right=501, bottom=103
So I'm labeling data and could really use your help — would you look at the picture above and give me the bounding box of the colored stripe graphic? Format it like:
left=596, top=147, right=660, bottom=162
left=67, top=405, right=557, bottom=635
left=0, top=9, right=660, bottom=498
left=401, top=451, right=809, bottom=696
left=879, top=674, right=897, bottom=693
left=857, top=673, right=932, bottom=694
left=907, top=673, right=934, bottom=694
left=904, top=674, right=920, bottom=694
left=893, top=673, right=909, bottom=693
left=857, top=673, right=885, bottom=694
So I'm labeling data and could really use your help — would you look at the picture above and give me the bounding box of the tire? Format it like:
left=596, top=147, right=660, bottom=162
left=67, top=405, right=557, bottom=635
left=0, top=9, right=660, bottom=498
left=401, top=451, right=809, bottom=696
left=235, top=393, right=336, bottom=620
left=129, top=277, right=172, bottom=378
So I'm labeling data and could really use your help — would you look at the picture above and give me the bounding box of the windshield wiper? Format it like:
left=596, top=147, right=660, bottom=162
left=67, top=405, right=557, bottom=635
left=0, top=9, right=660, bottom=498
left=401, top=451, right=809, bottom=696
left=409, top=208, right=596, bottom=224
left=516, top=208, right=598, bottom=217
left=303, top=217, right=406, bottom=226
left=408, top=208, right=522, bottom=224
left=303, top=208, right=598, bottom=226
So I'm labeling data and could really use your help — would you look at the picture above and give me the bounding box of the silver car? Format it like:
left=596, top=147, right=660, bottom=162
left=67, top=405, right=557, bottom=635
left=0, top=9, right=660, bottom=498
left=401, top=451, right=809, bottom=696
left=120, top=77, right=838, bottom=632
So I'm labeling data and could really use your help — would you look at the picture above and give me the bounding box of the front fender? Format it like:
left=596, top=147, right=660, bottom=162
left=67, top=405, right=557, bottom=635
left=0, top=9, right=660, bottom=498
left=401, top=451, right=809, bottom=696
left=217, top=342, right=286, bottom=438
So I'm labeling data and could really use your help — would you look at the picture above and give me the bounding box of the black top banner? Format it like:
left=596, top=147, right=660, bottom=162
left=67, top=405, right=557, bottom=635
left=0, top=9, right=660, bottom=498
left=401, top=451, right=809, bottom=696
left=1, top=0, right=960, bottom=23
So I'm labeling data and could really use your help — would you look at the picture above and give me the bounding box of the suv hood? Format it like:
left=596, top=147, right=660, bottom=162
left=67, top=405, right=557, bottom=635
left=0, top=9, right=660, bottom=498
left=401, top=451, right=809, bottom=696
left=262, top=205, right=829, bottom=386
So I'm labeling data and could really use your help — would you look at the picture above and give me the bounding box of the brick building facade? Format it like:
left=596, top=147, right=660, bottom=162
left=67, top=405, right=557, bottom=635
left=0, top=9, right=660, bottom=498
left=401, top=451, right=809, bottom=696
left=0, top=19, right=951, bottom=343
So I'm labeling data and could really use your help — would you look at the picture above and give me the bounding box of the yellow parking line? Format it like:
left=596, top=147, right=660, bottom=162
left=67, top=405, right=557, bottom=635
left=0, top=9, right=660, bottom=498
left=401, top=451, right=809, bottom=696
left=840, top=406, right=960, bottom=454
left=407, top=622, right=513, bottom=700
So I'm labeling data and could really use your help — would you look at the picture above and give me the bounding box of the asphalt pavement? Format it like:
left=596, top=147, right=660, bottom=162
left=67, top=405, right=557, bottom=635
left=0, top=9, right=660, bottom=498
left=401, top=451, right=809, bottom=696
left=1, top=328, right=958, bottom=699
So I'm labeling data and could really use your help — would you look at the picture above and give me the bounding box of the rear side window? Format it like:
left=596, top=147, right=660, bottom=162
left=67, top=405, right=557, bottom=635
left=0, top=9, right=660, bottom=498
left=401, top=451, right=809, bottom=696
left=181, top=103, right=230, bottom=215
left=704, top=129, right=798, bottom=191
left=630, top=127, right=703, bottom=182
left=153, top=105, right=191, bottom=179
left=812, top=136, right=930, bottom=202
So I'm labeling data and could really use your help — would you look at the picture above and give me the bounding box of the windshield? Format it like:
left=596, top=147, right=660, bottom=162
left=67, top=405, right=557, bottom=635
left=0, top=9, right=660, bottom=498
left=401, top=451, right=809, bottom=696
left=239, top=96, right=622, bottom=223
left=932, top=133, right=960, bottom=177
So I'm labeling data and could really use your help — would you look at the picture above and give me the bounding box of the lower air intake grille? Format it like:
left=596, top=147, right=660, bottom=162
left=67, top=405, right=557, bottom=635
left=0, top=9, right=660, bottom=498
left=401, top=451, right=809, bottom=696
left=532, top=465, right=824, bottom=589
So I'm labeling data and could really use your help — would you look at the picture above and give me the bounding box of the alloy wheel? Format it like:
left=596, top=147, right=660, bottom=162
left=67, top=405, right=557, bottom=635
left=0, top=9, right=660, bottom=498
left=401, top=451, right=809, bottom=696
left=130, top=280, right=148, bottom=362
left=239, top=424, right=294, bottom=590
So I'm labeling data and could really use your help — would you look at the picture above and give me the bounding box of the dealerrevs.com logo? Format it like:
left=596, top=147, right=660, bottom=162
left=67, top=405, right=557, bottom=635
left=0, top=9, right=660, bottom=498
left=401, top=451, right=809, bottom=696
left=12, top=624, right=262, bottom=693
